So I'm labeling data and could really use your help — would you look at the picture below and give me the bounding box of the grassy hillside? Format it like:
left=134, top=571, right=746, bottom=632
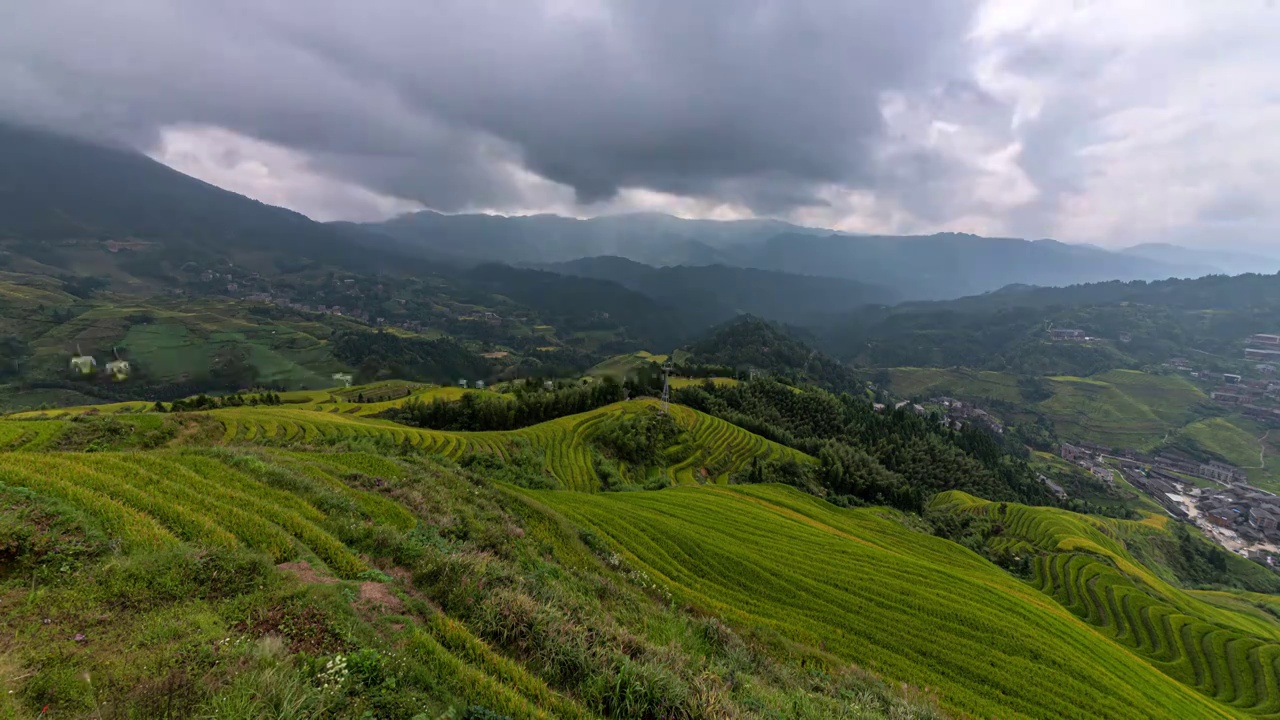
left=0, top=415, right=948, bottom=718
left=933, top=491, right=1280, bottom=715
left=1040, top=370, right=1206, bottom=448
left=887, top=367, right=1210, bottom=450
left=211, top=400, right=812, bottom=491
left=8, top=399, right=811, bottom=491
left=5, top=389, right=1280, bottom=718
left=537, top=484, right=1235, bottom=719
left=885, top=367, right=1025, bottom=403
left=585, top=351, right=667, bottom=381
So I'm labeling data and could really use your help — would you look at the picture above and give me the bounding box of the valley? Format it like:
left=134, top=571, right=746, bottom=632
left=8, top=120, right=1280, bottom=719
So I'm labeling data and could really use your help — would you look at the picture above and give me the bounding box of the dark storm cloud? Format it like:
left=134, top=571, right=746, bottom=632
left=0, top=0, right=981, bottom=214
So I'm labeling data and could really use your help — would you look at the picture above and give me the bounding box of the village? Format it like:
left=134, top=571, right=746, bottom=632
left=1057, top=440, right=1280, bottom=567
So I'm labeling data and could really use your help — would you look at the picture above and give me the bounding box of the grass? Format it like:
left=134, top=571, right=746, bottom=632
left=16, top=296, right=348, bottom=391
left=1040, top=371, right=1207, bottom=449
left=886, top=367, right=1211, bottom=450
left=0, top=450, right=368, bottom=575
left=533, top=483, right=1235, bottom=719
left=0, top=436, right=949, bottom=719
left=886, top=367, right=1024, bottom=403
left=586, top=351, right=665, bottom=381
left=4, top=378, right=1277, bottom=718
left=6, top=382, right=497, bottom=420
left=1180, top=417, right=1264, bottom=469
left=934, top=490, right=1280, bottom=716
left=0, top=419, right=71, bottom=450
left=668, top=376, right=738, bottom=389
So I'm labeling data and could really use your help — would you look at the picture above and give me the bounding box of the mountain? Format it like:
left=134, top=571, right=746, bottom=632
left=355, top=210, right=836, bottom=267
left=821, top=271, right=1280, bottom=376
left=0, top=121, right=429, bottom=280
left=358, top=212, right=1207, bottom=301
left=533, top=256, right=895, bottom=326
left=740, top=232, right=1204, bottom=300
left=1121, top=242, right=1280, bottom=276
left=680, top=314, right=863, bottom=392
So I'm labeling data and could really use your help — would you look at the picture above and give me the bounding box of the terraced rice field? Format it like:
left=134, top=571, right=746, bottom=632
left=1041, top=371, right=1207, bottom=449
left=211, top=400, right=811, bottom=491
left=535, top=484, right=1233, bottom=720
left=934, top=491, right=1280, bottom=716
left=886, top=367, right=1025, bottom=403
left=8, top=384, right=480, bottom=420
left=7, top=400, right=153, bottom=419
left=0, top=449, right=420, bottom=578
left=0, top=420, right=70, bottom=450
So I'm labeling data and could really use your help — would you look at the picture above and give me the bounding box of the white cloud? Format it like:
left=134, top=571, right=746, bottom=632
left=148, top=125, right=423, bottom=222
left=971, top=0, right=1280, bottom=250
left=96, top=0, right=1280, bottom=254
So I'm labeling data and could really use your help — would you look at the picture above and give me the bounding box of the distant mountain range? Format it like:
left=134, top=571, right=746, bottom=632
left=358, top=212, right=1240, bottom=301
left=1119, top=243, right=1280, bottom=277
left=0, top=120, right=1265, bottom=312
left=531, top=256, right=894, bottom=326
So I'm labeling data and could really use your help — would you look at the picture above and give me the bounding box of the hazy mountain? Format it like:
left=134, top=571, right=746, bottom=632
left=739, top=233, right=1205, bottom=300
left=0, top=121, right=424, bottom=277
left=1120, top=243, right=1280, bottom=276
left=355, top=210, right=836, bottom=267
left=536, top=255, right=894, bottom=326
left=359, top=212, right=1208, bottom=301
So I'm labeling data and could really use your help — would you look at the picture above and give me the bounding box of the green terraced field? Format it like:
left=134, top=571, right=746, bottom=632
left=586, top=351, right=666, bottom=380
left=7, top=384, right=486, bottom=420
left=534, top=484, right=1234, bottom=720
left=210, top=400, right=812, bottom=491
left=933, top=491, right=1280, bottom=716
left=0, top=419, right=71, bottom=450
left=886, top=367, right=1025, bottom=403
left=1181, top=417, right=1264, bottom=467
left=886, top=367, right=1210, bottom=450
left=0, top=448, right=598, bottom=719
left=1039, top=371, right=1207, bottom=449
left=0, top=449, right=394, bottom=576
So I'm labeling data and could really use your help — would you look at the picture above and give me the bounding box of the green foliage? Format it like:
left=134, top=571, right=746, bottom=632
left=331, top=329, right=492, bottom=385
left=0, top=485, right=106, bottom=583
left=388, top=380, right=624, bottom=432
left=681, top=315, right=863, bottom=392
left=0, top=335, right=30, bottom=380
left=588, top=408, right=682, bottom=466
left=830, top=272, right=1280, bottom=376
left=675, top=378, right=1053, bottom=511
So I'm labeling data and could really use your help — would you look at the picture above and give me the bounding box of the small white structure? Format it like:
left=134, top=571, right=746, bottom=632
left=459, top=379, right=468, bottom=388
left=331, top=372, right=353, bottom=387
left=543, top=380, right=554, bottom=391
left=70, top=355, right=97, bottom=374
left=475, top=380, right=486, bottom=390
left=105, top=359, right=131, bottom=380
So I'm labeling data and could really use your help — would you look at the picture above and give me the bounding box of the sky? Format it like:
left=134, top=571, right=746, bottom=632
left=3, top=0, right=1279, bottom=251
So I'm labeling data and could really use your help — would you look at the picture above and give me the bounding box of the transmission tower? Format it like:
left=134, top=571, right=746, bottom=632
left=660, top=360, right=673, bottom=414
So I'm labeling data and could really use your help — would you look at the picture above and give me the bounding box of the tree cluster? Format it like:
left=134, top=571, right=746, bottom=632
left=676, top=378, right=1054, bottom=512
left=385, top=380, right=625, bottom=432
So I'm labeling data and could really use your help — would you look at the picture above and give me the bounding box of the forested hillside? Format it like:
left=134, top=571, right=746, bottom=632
left=3, top=384, right=1271, bottom=719
left=826, top=272, right=1280, bottom=376
left=679, top=315, right=863, bottom=392
left=533, top=255, right=894, bottom=326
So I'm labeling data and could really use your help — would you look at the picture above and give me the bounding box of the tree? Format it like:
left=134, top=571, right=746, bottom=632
left=0, top=336, right=31, bottom=380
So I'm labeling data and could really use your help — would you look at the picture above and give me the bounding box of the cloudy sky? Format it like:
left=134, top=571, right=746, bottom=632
left=3, top=0, right=1278, bottom=250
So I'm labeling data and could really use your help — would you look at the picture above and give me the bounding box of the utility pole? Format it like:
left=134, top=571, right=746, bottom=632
left=660, top=360, right=673, bottom=414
